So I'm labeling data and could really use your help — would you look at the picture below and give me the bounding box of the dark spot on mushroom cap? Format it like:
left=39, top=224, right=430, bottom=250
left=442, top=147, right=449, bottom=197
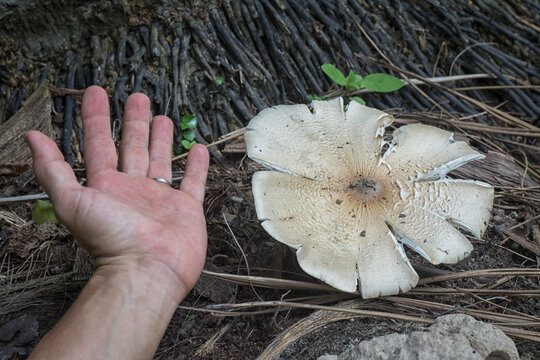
left=348, top=177, right=383, bottom=203
left=349, top=178, right=377, bottom=191
left=399, top=213, right=406, bottom=218
left=336, top=199, right=342, bottom=205
left=360, top=230, right=366, bottom=237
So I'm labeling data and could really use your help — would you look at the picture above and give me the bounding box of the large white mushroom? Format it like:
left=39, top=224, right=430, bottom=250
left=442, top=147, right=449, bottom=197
left=245, top=98, right=494, bottom=299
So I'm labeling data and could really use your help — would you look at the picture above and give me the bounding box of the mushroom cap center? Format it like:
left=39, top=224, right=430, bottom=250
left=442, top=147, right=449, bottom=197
left=348, top=176, right=383, bottom=202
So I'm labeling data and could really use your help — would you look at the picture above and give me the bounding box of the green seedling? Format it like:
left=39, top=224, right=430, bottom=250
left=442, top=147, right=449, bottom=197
left=349, top=96, right=366, bottom=106
left=174, top=114, right=198, bottom=154
left=32, top=200, right=58, bottom=224
left=361, top=73, right=405, bottom=92
left=322, top=64, right=361, bottom=92
left=181, top=139, right=196, bottom=150
left=216, top=75, right=225, bottom=85
left=307, top=94, right=324, bottom=101
left=187, top=314, right=196, bottom=321
left=319, top=64, right=405, bottom=105
left=181, top=114, right=197, bottom=149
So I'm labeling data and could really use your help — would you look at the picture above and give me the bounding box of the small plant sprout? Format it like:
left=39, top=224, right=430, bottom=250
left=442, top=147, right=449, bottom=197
left=307, top=94, right=324, bottom=101
left=245, top=98, right=494, bottom=299
left=348, top=96, right=366, bottom=105
left=216, top=75, right=225, bottom=85
left=32, top=200, right=58, bottom=224
left=320, top=64, right=404, bottom=105
left=174, top=114, right=198, bottom=154
left=321, top=64, right=362, bottom=92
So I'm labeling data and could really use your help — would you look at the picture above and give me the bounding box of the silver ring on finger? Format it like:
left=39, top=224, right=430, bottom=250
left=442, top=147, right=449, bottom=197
left=152, top=177, right=172, bottom=187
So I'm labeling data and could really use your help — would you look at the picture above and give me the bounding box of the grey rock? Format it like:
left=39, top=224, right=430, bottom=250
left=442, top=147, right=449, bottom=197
left=318, top=314, right=519, bottom=360
left=317, top=356, right=338, bottom=360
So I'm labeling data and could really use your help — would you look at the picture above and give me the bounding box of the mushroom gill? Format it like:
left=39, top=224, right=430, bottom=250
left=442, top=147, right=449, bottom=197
left=245, top=98, right=494, bottom=299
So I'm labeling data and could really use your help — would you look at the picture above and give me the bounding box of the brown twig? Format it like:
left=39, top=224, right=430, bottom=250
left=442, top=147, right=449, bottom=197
left=206, top=300, right=434, bottom=324
left=382, top=64, right=539, bottom=130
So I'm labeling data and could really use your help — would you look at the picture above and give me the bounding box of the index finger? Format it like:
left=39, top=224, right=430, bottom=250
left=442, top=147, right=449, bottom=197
left=82, top=86, right=118, bottom=183
left=179, top=144, right=209, bottom=204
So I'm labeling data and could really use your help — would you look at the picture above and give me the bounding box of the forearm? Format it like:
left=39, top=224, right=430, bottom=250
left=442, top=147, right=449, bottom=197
left=29, top=264, right=185, bottom=360
left=26, top=86, right=209, bottom=358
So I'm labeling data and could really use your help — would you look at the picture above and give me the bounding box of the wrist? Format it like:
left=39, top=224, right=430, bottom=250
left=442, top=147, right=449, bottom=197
left=30, top=257, right=187, bottom=360
left=92, top=256, right=190, bottom=307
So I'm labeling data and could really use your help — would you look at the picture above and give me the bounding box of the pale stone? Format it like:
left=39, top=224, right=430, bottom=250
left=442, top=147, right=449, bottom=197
left=318, top=314, right=519, bottom=360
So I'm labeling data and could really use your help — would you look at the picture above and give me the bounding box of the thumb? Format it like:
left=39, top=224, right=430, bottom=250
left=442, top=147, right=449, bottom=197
left=25, top=131, right=81, bottom=216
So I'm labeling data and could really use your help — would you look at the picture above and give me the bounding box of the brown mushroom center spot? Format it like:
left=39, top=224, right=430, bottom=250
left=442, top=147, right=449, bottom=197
left=347, top=177, right=383, bottom=203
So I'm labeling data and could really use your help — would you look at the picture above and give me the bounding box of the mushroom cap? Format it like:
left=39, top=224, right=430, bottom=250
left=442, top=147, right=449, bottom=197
left=246, top=98, right=494, bottom=298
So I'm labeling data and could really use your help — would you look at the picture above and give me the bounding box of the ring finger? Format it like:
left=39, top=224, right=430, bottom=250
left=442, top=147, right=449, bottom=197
left=147, top=115, right=174, bottom=184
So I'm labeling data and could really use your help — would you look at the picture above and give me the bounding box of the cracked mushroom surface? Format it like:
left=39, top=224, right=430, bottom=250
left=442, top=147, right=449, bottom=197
left=245, top=98, right=494, bottom=299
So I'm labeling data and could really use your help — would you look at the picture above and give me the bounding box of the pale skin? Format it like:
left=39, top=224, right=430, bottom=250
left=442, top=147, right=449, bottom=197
left=26, top=86, right=209, bottom=359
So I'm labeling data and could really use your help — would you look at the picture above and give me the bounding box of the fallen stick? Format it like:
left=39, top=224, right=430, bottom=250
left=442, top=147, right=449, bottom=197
left=0, top=193, right=49, bottom=204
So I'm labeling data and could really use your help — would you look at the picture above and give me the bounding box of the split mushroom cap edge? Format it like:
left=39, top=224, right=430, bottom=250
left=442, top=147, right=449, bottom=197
left=245, top=98, right=494, bottom=298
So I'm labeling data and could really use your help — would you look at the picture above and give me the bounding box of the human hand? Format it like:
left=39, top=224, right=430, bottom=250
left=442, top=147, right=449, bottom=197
left=26, top=86, right=209, bottom=301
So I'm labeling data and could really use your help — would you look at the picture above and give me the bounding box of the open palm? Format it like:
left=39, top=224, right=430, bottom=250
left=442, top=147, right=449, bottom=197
left=26, top=86, right=209, bottom=297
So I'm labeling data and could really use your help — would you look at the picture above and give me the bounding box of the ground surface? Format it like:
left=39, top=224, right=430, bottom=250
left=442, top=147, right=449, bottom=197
left=0, top=1, right=539, bottom=359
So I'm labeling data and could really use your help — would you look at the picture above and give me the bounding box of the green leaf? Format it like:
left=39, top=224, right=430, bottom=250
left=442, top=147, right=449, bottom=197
left=518, top=275, right=526, bottom=280
left=345, top=70, right=363, bottom=91
left=182, top=140, right=196, bottom=150
left=215, top=75, right=225, bottom=85
left=321, top=64, right=347, bottom=86
left=182, top=114, right=196, bottom=122
left=187, top=314, right=196, bottom=321
left=181, top=114, right=197, bottom=129
left=173, top=143, right=183, bottom=155
left=32, top=200, right=58, bottom=224
left=307, top=94, right=324, bottom=101
left=349, top=96, right=366, bottom=105
left=361, top=73, right=405, bottom=92
left=183, top=129, right=196, bottom=141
